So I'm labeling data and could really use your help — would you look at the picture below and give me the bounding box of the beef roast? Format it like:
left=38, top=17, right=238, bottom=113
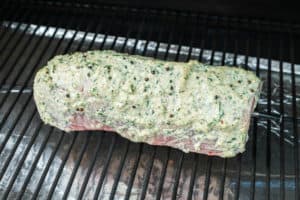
left=33, top=50, right=262, bottom=157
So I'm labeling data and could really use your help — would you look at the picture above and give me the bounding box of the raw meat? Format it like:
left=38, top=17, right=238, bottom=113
left=34, top=50, right=262, bottom=157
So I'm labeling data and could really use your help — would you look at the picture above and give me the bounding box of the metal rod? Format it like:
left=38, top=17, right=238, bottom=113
left=250, top=27, right=262, bottom=200
left=279, top=33, right=286, bottom=200
left=43, top=133, right=78, bottom=200
left=93, top=134, right=116, bottom=200
left=77, top=135, right=103, bottom=199
left=108, top=141, right=130, bottom=200
left=290, top=31, right=300, bottom=200
left=62, top=134, right=91, bottom=199
left=266, top=33, right=272, bottom=200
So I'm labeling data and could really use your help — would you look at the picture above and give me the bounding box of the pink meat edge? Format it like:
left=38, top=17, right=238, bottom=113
left=67, top=114, right=224, bottom=156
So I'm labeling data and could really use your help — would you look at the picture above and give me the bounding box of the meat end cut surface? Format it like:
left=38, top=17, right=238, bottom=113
left=33, top=50, right=262, bottom=157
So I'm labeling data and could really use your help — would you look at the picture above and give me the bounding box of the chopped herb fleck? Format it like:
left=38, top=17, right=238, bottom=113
left=169, top=114, right=174, bottom=118
left=238, top=80, right=242, bottom=83
left=196, top=76, right=199, bottom=79
left=170, top=86, right=174, bottom=90
left=104, top=65, right=111, bottom=73
left=248, top=80, right=252, bottom=84
left=130, top=84, right=136, bottom=93
left=144, top=77, right=149, bottom=81
left=132, top=105, right=136, bottom=109
left=66, top=94, right=70, bottom=98
left=52, top=65, right=56, bottom=73
left=76, top=108, right=84, bottom=112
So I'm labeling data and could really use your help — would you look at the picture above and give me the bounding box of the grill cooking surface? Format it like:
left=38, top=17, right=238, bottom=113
left=0, top=2, right=300, bottom=199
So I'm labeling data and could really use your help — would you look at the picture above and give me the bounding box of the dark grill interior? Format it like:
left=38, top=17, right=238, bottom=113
left=0, top=1, right=299, bottom=199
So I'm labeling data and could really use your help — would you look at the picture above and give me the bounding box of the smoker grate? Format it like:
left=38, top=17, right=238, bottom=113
left=0, top=2, right=299, bottom=200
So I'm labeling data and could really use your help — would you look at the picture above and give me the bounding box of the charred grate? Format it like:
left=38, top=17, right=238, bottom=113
left=0, top=2, right=299, bottom=200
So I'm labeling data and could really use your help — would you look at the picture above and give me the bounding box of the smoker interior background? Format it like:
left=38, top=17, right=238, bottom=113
left=0, top=0, right=299, bottom=199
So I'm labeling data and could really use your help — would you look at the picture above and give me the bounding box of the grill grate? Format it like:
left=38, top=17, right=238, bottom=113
left=0, top=2, right=299, bottom=200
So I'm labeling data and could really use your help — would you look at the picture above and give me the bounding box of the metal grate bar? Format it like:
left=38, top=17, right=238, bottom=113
left=250, top=30, right=262, bottom=200
left=187, top=154, right=199, bottom=200
left=109, top=141, right=130, bottom=200
left=43, top=133, right=78, bottom=200
left=155, top=149, right=171, bottom=200
left=63, top=134, right=91, bottom=199
left=266, top=34, right=272, bottom=200
left=171, top=153, right=184, bottom=200
left=124, top=144, right=143, bottom=200
left=219, top=159, right=228, bottom=200
left=279, top=35, right=285, bottom=200
left=77, top=135, right=103, bottom=199
left=139, top=148, right=156, bottom=200
left=290, top=33, right=300, bottom=200
left=93, top=135, right=116, bottom=200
